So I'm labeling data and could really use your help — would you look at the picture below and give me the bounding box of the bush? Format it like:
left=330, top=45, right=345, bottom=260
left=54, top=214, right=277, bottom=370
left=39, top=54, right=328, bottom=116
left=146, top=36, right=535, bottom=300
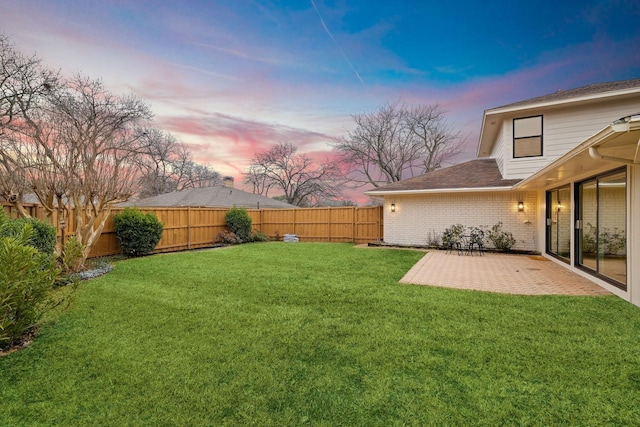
left=225, top=207, right=252, bottom=243
left=249, top=230, right=269, bottom=242
left=58, top=236, right=85, bottom=274
left=0, top=223, right=58, bottom=350
left=113, top=208, right=164, bottom=257
left=0, top=212, right=56, bottom=256
left=442, top=224, right=465, bottom=249
left=23, top=217, right=57, bottom=255
left=485, top=222, right=516, bottom=251
left=216, top=230, right=240, bottom=244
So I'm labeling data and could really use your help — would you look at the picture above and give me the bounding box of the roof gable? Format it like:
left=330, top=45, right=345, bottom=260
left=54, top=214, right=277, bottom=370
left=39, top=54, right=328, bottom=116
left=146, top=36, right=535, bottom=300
left=478, top=78, right=640, bottom=157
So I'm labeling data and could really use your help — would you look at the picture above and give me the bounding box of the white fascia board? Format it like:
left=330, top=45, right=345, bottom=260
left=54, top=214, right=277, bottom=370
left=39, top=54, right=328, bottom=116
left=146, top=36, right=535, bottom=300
left=485, top=87, right=640, bottom=115
left=364, top=186, right=515, bottom=196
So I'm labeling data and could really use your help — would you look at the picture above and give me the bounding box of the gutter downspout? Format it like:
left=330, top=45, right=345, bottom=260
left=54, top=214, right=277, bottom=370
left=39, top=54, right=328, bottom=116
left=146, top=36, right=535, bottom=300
left=588, top=116, right=640, bottom=164
left=588, top=145, right=639, bottom=165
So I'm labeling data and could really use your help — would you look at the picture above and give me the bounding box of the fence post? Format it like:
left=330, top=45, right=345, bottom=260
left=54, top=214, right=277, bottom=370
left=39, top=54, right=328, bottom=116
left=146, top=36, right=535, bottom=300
left=352, top=206, right=356, bottom=244
left=187, top=207, right=191, bottom=250
left=293, top=209, right=297, bottom=237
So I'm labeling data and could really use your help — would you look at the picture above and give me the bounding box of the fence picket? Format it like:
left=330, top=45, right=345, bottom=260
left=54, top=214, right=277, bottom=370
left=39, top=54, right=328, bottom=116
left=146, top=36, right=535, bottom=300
left=2, top=202, right=383, bottom=257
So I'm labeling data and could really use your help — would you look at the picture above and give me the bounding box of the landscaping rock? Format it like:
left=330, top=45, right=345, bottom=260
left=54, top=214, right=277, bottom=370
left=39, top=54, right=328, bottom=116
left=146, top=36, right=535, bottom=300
left=283, top=234, right=299, bottom=242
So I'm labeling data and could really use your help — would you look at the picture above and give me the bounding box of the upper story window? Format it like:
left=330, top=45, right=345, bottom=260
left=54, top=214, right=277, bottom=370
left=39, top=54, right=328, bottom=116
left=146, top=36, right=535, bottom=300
left=513, top=115, right=543, bottom=158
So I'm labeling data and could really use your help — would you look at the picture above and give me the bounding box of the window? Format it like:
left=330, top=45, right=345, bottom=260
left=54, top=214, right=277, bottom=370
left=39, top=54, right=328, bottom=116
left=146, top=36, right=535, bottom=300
left=513, top=115, right=542, bottom=158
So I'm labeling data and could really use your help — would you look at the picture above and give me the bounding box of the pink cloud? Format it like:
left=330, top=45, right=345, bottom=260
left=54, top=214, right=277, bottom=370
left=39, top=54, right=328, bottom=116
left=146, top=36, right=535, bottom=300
left=154, top=112, right=339, bottom=182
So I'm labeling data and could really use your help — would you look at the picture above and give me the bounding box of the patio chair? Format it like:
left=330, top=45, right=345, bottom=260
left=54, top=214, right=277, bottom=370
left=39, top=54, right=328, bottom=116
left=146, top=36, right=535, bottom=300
left=467, top=231, right=485, bottom=256
left=442, top=230, right=462, bottom=254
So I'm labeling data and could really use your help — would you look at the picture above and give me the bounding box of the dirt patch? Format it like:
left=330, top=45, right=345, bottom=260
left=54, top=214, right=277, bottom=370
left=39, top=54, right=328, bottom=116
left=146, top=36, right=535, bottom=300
left=0, top=328, right=38, bottom=357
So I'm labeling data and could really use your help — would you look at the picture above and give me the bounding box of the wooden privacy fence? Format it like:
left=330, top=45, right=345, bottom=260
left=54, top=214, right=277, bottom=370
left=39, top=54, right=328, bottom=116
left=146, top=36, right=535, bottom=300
left=2, top=203, right=383, bottom=258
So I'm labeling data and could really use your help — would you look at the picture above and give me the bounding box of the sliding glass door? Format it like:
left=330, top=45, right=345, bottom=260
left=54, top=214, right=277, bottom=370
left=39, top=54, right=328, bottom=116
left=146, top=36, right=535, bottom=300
left=576, top=168, right=627, bottom=289
left=546, top=185, right=571, bottom=261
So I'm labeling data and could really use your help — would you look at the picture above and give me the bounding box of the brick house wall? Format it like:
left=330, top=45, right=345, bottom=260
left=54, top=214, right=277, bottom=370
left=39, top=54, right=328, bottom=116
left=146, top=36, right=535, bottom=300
left=383, top=191, right=539, bottom=251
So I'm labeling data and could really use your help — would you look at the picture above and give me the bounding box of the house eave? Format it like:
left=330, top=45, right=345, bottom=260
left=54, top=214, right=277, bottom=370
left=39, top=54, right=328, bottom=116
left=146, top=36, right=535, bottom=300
left=364, top=186, right=515, bottom=196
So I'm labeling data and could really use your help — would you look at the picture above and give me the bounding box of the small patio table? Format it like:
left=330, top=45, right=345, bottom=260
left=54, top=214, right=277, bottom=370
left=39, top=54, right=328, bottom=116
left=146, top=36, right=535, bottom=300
left=457, top=234, right=485, bottom=256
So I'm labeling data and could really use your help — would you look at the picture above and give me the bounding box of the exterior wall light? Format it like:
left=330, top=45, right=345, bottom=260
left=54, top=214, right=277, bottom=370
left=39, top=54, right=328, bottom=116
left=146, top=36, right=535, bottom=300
left=391, top=203, right=396, bottom=212
left=517, top=201, right=524, bottom=212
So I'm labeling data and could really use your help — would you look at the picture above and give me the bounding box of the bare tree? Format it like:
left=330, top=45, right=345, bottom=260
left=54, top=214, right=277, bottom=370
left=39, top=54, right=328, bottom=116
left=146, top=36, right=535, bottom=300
left=244, top=164, right=274, bottom=195
left=178, top=160, right=221, bottom=190
left=138, top=128, right=221, bottom=198
left=5, top=73, right=152, bottom=264
left=0, top=33, right=58, bottom=215
left=335, top=102, right=465, bottom=187
left=404, top=104, right=464, bottom=173
left=137, top=128, right=182, bottom=197
left=244, top=142, right=342, bottom=207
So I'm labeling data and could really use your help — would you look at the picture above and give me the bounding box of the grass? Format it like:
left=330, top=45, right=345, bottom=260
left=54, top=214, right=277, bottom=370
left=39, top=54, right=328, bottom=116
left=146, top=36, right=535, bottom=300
left=2, top=242, right=640, bottom=426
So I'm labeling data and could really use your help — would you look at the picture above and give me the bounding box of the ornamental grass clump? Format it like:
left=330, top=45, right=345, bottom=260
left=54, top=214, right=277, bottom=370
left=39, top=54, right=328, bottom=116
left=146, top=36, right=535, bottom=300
left=113, top=208, right=164, bottom=257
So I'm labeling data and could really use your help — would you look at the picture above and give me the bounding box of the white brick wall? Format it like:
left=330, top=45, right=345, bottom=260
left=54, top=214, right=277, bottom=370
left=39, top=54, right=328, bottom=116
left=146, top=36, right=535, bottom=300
left=384, top=191, right=539, bottom=251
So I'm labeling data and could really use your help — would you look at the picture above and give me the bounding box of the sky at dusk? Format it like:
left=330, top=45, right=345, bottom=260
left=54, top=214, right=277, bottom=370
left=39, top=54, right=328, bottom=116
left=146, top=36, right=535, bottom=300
left=1, top=0, right=639, bottom=202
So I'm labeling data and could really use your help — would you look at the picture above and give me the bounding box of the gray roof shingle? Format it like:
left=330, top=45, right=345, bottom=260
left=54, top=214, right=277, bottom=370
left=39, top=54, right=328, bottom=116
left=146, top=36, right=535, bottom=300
left=366, top=159, right=521, bottom=193
left=490, top=78, right=640, bottom=112
left=120, top=186, right=296, bottom=209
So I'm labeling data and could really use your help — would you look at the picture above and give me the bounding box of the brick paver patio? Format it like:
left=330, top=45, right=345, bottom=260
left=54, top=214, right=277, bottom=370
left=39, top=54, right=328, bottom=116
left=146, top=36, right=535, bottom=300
left=400, top=250, right=612, bottom=296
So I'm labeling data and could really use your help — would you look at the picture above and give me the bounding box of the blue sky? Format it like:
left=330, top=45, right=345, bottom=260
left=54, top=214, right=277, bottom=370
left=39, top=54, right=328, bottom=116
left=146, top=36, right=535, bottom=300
left=1, top=0, right=639, bottom=200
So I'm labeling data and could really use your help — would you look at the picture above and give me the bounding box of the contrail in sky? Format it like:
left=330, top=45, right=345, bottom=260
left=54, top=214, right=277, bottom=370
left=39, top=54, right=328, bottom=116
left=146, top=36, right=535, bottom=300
left=310, top=0, right=365, bottom=86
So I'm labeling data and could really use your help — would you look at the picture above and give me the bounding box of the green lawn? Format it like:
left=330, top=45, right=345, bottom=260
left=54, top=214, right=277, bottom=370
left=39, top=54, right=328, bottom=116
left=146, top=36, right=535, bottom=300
left=2, top=242, right=640, bottom=426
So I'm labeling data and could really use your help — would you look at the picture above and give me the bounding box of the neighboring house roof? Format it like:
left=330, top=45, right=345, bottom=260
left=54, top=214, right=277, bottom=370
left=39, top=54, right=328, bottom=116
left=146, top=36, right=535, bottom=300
left=478, top=78, right=640, bottom=157
left=364, top=159, right=521, bottom=196
left=119, top=186, right=296, bottom=209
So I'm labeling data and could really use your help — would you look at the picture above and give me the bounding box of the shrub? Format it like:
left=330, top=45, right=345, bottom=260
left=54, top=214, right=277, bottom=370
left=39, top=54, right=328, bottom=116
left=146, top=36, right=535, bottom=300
left=249, top=230, right=269, bottom=242
left=23, top=217, right=57, bottom=255
left=485, top=222, right=516, bottom=251
left=113, top=208, right=164, bottom=257
left=216, top=230, right=240, bottom=244
left=442, top=224, right=465, bottom=248
left=225, top=207, right=252, bottom=242
left=0, top=212, right=56, bottom=256
left=425, top=229, right=441, bottom=248
left=0, top=223, right=58, bottom=350
left=468, top=226, right=486, bottom=247
left=58, top=236, right=85, bottom=274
